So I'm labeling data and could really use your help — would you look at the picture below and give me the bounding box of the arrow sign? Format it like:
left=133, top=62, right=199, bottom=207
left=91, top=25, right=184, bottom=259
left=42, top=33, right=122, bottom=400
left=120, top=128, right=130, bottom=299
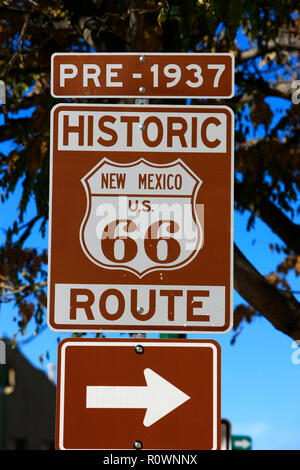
left=56, top=339, right=220, bottom=449
left=232, top=435, right=252, bottom=450
left=86, top=367, right=191, bottom=427
left=233, top=438, right=251, bottom=449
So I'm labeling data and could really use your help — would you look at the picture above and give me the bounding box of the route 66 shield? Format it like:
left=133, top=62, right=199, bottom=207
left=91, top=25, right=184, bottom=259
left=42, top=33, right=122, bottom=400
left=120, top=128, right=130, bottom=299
left=80, top=158, right=203, bottom=278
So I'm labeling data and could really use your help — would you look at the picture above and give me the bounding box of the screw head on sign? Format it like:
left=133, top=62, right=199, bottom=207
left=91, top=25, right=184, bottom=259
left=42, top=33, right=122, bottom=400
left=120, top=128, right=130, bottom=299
left=133, top=440, right=143, bottom=449
left=139, top=86, right=146, bottom=94
left=137, top=306, right=144, bottom=313
left=139, top=124, right=145, bottom=131
left=139, top=55, right=146, bottom=63
left=135, top=345, right=144, bottom=354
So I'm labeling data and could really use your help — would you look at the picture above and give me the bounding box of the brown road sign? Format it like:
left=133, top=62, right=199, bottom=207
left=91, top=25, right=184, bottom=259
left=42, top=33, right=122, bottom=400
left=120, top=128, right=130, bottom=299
left=47, top=103, right=234, bottom=333
left=55, top=338, right=221, bottom=450
left=51, top=52, right=234, bottom=99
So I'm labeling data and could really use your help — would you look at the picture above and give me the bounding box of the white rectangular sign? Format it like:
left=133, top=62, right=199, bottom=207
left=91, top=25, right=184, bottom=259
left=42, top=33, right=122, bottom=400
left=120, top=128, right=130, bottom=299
left=53, top=283, right=225, bottom=329
left=57, top=110, right=228, bottom=153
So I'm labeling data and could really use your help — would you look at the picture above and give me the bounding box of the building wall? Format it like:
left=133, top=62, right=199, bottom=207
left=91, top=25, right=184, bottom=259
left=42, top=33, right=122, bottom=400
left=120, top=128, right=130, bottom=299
left=0, top=344, right=56, bottom=450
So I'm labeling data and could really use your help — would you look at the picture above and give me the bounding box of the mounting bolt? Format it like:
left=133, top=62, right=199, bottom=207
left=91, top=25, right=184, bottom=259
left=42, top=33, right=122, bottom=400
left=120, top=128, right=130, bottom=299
left=139, top=55, right=146, bottom=63
left=139, top=86, right=146, bottom=94
left=133, top=440, right=143, bottom=449
left=135, top=345, right=144, bottom=354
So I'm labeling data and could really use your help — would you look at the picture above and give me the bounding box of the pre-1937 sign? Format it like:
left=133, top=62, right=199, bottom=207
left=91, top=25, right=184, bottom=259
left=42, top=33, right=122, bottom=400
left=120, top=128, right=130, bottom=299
left=47, top=104, right=233, bottom=334
left=51, top=52, right=234, bottom=99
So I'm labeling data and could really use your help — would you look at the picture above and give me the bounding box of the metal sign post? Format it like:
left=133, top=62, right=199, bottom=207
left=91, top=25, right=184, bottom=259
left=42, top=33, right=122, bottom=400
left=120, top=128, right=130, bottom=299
left=221, top=419, right=232, bottom=450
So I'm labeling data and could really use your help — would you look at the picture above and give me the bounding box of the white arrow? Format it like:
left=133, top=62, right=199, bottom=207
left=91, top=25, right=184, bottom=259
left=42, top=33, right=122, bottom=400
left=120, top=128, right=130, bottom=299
left=234, top=439, right=251, bottom=449
left=86, top=368, right=191, bottom=427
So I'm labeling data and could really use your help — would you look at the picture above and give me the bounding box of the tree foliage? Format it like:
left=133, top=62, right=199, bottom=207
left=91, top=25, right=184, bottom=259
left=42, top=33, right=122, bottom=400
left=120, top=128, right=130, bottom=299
left=0, top=0, right=299, bottom=340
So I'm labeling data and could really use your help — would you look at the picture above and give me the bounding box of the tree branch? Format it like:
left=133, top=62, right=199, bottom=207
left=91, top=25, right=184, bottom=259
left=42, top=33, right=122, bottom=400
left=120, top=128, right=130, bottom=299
left=3, top=10, right=32, bottom=80
left=235, top=181, right=300, bottom=254
left=127, top=1, right=146, bottom=52
left=235, top=71, right=295, bottom=103
left=234, top=243, right=300, bottom=340
left=0, top=280, right=47, bottom=301
left=0, top=118, right=31, bottom=143
left=238, top=29, right=300, bottom=63
left=17, top=215, right=42, bottom=246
